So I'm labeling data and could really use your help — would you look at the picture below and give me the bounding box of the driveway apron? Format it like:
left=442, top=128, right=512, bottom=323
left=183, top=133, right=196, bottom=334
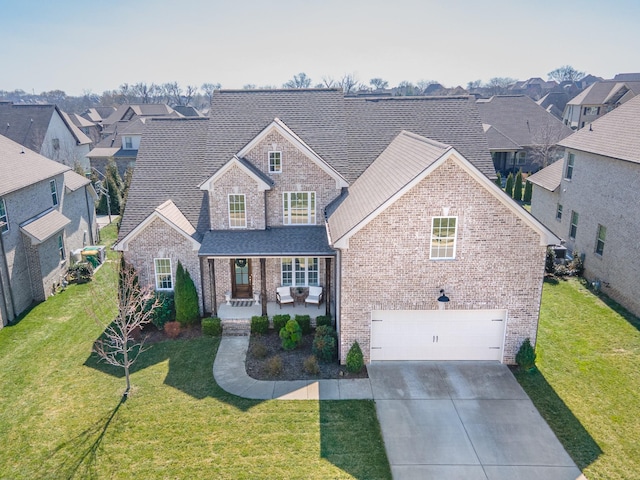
left=367, top=361, right=584, bottom=480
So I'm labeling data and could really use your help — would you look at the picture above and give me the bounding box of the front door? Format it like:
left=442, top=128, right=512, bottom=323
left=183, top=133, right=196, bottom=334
left=231, top=259, right=252, bottom=298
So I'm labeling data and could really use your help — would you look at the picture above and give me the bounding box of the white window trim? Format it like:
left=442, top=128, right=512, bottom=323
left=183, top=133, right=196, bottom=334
left=50, top=180, right=59, bottom=206
left=517, top=151, right=527, bottom=165
left=595, top=225, right=606, bottom=256
left=556, top=203, right=563, bottom=221
left=58, top=234, right=65, bottom=263
left=569, top=211, right=579, bottom=240
left=283, top=191, right=316, bottom=225
left=154, top=258, right=173, bottom=291
left=268, top=151, right=282, bottom=173
left=281, top=257, right=319, bottom=287
left=0, top=198, right=8, bottom=234
left=124, top=136, right=133, bottom=149
left=228, top=194, right=247, bottom=229
left=565, top=153, right=575, bottom=180
left=430, top=216, right=458, bottom=260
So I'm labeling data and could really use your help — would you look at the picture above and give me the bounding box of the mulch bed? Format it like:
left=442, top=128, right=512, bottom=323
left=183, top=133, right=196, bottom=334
left=246, top=330, right=368, bottom=381
left=136, top=323, right=203, bottom=344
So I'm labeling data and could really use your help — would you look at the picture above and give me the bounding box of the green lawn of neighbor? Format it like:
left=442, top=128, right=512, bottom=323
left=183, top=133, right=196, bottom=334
left=515, top=278, right=640, bottom=480
left=0, top=224, right=390, bottom=479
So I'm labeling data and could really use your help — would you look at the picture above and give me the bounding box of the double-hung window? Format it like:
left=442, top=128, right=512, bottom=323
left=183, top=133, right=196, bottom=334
left=595, top=225, right=606, bottom=256
left=57, top=234, right=65, bottom=262
left=517, top=151, right=527, bottom=165
left=124, top=136, right=133, bottom=149
left=556, top=204, right=563, bottom=221
left=0, top=198, right=8, bottom=233
left=50, top=180, right=59, bottom=206
left=565, top=153, right=575, bottom=180
left=430, top=217, right=457, bottom=259
left=281, top=257, right=319, bottom=286
left=228, top=194, right=246, bottom=228
left=569, top=211, right=579, bottom=240
left=283, top=192, right=315, bottom=225
left=269, top=151, right=281, bottom=173
left=154, top=258, right=173, bottom=290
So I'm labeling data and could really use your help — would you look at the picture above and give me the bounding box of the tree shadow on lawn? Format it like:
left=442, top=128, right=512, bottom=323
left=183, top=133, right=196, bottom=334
left=35, top=395, right=127, bottom=480
left=513, top=367, right=602, bottom=471
left=83, top=336, right=260, bottom=412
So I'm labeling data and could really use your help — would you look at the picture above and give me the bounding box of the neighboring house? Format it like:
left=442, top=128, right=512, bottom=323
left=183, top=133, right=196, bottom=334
left=0, top=102, right=93, bottom=171
left=528, top=94, right=640, bottom=317
left=65, top=112, right=101, bottom=145
left=100, top=104, right=182, bottom=133
left=562, top=78, right=640, bottom=130
left=115, top=89, right=558, bottom=365
left=477, top=95, right=573, bottom=174
left=0, top=134, right=98, bottom=326
left=508, top=77, right=558, bottom=100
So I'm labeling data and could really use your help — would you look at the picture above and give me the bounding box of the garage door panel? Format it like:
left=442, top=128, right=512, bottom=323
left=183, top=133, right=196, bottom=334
left=370, top=310, right=506, bottom=361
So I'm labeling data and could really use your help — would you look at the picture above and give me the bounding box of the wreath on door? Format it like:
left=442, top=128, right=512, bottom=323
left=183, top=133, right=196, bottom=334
left=235, top=259, right=247, bottom=268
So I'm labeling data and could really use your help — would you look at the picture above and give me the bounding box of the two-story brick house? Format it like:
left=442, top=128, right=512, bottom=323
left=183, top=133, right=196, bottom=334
left=116, top=89, right=557, bottom=364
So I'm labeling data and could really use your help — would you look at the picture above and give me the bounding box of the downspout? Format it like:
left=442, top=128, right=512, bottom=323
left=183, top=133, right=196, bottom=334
left=0, top=229, right=17, bottom=322
left=209, top=258, right=217, bottom=316
left=84, top=185, right=95, bottom=245
left=335, top=248, right=342, bottom=363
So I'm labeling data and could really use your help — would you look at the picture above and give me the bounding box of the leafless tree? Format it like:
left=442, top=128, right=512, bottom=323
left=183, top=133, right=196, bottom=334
left=547, top=65, right=585, bottom=83
left=91, top=259, right=160, bottom=395
left=369, top=78, right=388, bottom=90
left=320, top=76, right=336, bottom=88
left=283, top=72, right=312, bottom=89
left=338, top=73, right=360, bottom=94
left=485, top=77, right=517, bottom=95
left=529, top=120, right=569, bottom=169
left=162, top=82, right=183, bottom=106
left=201, top=82, right=221, bottom=104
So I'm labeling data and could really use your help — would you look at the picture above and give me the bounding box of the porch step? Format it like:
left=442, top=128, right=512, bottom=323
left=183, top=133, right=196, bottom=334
left=222, top=318, right=251, bottom=336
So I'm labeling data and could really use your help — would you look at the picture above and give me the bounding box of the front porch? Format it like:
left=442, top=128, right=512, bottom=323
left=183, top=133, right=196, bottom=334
left=217, top=300, right=334, bottom=320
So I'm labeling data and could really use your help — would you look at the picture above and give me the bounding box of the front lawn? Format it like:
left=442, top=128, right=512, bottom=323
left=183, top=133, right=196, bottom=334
left=0, top=225, right=390, bottom=479
left=515, top=278, right=640, bottom=480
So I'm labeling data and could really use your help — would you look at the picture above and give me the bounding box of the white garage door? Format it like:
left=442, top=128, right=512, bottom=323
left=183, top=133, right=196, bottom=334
left=370, top=309, right=506, bottom=361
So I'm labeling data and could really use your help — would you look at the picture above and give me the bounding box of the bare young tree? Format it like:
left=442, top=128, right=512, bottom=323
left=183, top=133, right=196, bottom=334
left=338, top=73, right=360, bottom=94
left=547, top=65, right=585, bottom=83
left=283, top=72, right=312, bottom=89
left=529, top=120, right=569, bottom=169
left=92, top=259, right=160, bottom=396
left=162, top=82, right=183, bottom=106
left=201, top=82, right=221, bottom=104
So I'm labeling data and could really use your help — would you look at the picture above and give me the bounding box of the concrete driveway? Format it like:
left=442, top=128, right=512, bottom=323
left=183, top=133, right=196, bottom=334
left=367, top=361, right=584, bottom=480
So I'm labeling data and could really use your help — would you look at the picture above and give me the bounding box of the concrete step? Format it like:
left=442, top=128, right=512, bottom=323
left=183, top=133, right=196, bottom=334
left=222, top=318, right=251, bottom=336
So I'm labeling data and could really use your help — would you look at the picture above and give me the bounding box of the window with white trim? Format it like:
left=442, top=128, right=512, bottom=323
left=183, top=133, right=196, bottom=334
left=154, top=258, right=173, bottom=290
left=283, top=192, right=315, bottom=225
left=0, top=198, right=8, bottom=234
left=595, top=225, right=606, bottom=256
left=281, top=257, right=319, bottom=286
left=430, top=216, right=457, bottom=259
left=269, top=151, right=281, bottom=173
left=124, top=136, right=133, bottom=149
left=57, top=234, right=65, bottom=262
left=556, top=203, right=563, bottom=221
left=228, top=194, right=246, bottom=228
left=569, top=211, right=579, bottom=240
left=50, top=180, right=58, bottom=206
left=584, top=106, right=600, bottom=115
left=565, top=153, right=575, bottom=179
left=517, top=151, right=527, bottom=165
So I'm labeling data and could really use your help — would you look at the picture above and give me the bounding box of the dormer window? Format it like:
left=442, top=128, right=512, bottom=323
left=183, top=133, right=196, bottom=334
left=269, top=151, right=282, bottom=173
left=124, top=136, right=133, bottom=149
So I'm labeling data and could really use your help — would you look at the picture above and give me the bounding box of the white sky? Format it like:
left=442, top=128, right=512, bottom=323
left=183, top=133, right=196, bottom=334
left=1, top=0, right=639, bottom=96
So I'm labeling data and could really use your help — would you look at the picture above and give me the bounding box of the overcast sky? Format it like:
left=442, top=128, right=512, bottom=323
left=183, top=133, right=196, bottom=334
left=1, top=0, right=638, bottom=96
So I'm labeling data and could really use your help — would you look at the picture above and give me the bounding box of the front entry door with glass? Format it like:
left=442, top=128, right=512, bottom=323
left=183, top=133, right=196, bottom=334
left=231, top=258, right=252, bottom=298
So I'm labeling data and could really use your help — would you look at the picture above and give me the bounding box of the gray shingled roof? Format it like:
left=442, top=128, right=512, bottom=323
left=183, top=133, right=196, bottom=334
left=567, top=81, right=640, bottom=106
left=0, top=134, right=69, bottom=196
left=63, top=170, right=90, bottom=192
left=483, top=124, right=520, bottom=151
left=476, top=95, right=572, bottom=149
left=20, top=209, right=70, bottom=244
left=558, top=94, right=640, bottom=164
left=0, top=103, right=57, bottom=153
left=118, top=117, right=210, bottom=239
left=526, top=159, right=564, bottom=191
left=327, top=131, right=451, bottom=243
left=199, top=226, right=333, bottom=256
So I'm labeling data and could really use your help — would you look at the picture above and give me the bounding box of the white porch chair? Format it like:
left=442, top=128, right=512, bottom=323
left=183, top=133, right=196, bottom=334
left=305, top=286, right=323, bottom=308
left=276, top=286, right=294, bottom=308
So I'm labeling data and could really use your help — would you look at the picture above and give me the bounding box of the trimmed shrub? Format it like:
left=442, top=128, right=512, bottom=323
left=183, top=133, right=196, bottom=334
left=346, top=341, right=364, bottom=373
left=516, top=338, right=536, bottom=371
left=315, top=315, right=332, bottom=328
left=569, top=251, right=584, bottom=277
left=295, top=314, right=312, bottom=335
left=279, top=319, right=302, bottom=350
left=175, top=261, right=200, bottom=325
left=202, top=317, right=222, bottom=336
left=251, top=315, right=269, bottom=334
left=523, top=180, right=532, bottom=203
left=250, top=341, right=268, bottom=359
left=266, top=356, right=283, bottom=376
left=513, top=169, right=523, bottom=201
left=312, top=334, right=337, bottom=363
left=272, top=314, right=290, bottom=332
left=164, top=321, right=181, bottom=339
left=494, top=171, right=502, bottom=188
left=545, top=247, right=556, bottom=274
left=315, top=324, right=337, bottom=339
left=505, top=172, right=514, bottom=198
left=147, top=291, right=174, bottom=330
left=67, top=262, right=94, bottom=284
left=304, top=355, right=320, bottom=375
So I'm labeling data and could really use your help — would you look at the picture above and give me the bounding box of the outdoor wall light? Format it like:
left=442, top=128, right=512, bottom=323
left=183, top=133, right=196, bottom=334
left=438, top=289, right=450, bottom=310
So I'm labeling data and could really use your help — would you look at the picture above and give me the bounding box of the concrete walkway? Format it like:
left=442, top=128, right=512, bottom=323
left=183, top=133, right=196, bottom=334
left=213, top=336, right=584, bottom=480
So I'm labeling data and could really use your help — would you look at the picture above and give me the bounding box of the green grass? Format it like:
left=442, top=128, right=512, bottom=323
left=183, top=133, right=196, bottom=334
left=514, top=278, right=640, bottom=480
left=0, top=225, right=390, bottom=479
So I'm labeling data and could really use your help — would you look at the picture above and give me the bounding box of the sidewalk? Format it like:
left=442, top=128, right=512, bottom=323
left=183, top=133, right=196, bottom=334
left=96, top=215, right=118, bottom=230
left=213, top=336, right=373, bottom=400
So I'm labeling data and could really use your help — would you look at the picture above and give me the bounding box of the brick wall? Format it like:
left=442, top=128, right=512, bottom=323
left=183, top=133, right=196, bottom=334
left=339, top=157, right=546, bottom=364
left=209, top=165, right=266, bottom=230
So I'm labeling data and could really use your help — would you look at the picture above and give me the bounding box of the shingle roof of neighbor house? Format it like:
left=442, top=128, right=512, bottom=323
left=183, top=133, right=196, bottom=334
left=119, top=90, right=495, bottom=241
left=476, top=95, right=572, bottom=149
left=559, top=94, right=640, bottom=165
left=63, top=170, right=91, bottom=192
left=0, top=103, right=57, bottom=153
left=482, top=124, right=520, bottom=151
left=567, top=80, right=640, bottom=106
left=0, top=134, right=69, bottom=196
left=526, top=157, right=564, bottom=192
